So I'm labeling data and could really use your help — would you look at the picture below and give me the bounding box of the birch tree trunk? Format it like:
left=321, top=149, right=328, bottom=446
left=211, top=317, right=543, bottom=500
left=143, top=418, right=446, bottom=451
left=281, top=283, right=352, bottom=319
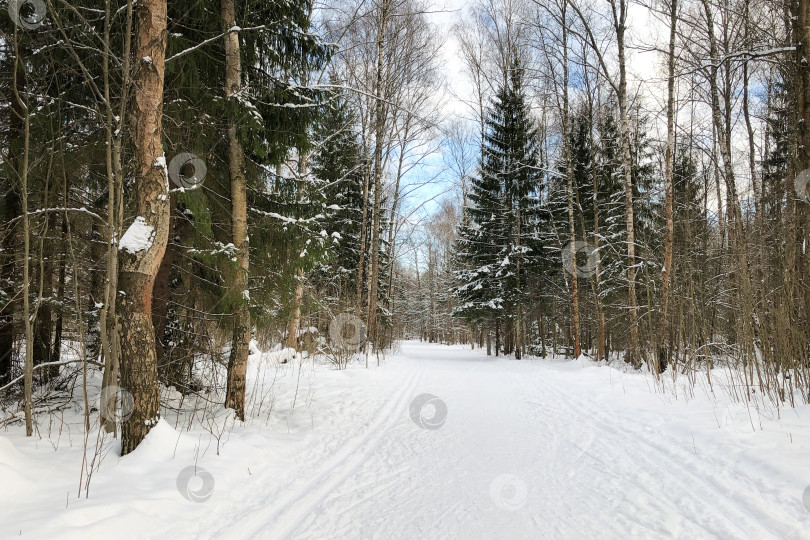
left=611, top=0, right=641, bottom=368
left=286, top=153, right=308, bottom=351
left=355, top=161, right=370, bottom=315
left=561, top=4, right=581, bottom=359
left=741, top=0, right=760, bottom=214
left=119, top=0, right=170, bottom=454
left=587, top=83, right=606, bottom=362
left=384, top=122, right=409, bottom=349
left=660, top=0, right=678, bottom=377
left=366, top=0, right=391, bottom=358
left=222, top=0, right=251, bottom=420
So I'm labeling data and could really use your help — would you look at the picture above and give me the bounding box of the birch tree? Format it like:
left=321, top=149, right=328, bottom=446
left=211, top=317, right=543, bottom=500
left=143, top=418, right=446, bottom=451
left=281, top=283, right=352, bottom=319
left=222, top=0, right=250, bottom=420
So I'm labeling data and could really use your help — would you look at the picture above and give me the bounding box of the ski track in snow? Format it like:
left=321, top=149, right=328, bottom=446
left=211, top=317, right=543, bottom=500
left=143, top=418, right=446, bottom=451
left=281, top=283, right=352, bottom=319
left=214, top=362, right=424, bottom=539
left=2, top=341, right=810, bottom=539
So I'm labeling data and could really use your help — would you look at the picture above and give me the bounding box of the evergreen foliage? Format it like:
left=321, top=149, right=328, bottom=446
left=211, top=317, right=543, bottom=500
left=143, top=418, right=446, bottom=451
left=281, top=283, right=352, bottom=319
left=453, top=62, right=546, bottom=329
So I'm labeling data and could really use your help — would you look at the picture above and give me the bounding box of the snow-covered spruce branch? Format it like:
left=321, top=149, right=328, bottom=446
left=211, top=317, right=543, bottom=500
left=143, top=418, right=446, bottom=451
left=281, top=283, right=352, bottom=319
left=185, top=242, right=238, bottom=258
left=249, top=208, right=326, bottom=225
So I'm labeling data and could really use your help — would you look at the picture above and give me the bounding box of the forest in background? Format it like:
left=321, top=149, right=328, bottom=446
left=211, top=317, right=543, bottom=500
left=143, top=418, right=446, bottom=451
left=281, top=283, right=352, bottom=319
left=0, top=0, right=809, bottom=456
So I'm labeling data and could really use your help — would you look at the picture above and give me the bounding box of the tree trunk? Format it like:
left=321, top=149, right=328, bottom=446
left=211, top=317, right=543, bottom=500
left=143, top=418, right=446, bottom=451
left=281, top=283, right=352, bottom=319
left=12, top=34, right=34, bottom=435
left=797, top=0, right=810, bottom=176
left=495, top=320, right=500, bottom=357
left=660, top=0, right=678, bottom=377
left=87, top=221, right=104, bottom=365
left=486, top=329, right=491, bottom=355
left=796, top=0, right=810, bottom=375
left=286, top=271, right=304, bottom=350
left=355, top=161, right=370, bottom=315
left=50, top=216, right=67, bottom=375
left=561, top=6, right=581, bottom=359
left=223, top=0, right=251, bottom=420
left=384, top=123, right=409, bottom=349
left=33, top=216, right=54, bottom=380
left=9, top=26, right=34, bottom=437
left=614, top=0, right=640, bottom=368
left=366, top=0, right=391, bottom=358
left=119, top=0, right=170, bottom=454
left=99, top=0, right=130, bottom=434
left=286, top=153, right=308, bottom=351
left=541, top=313, right=547, bottom=358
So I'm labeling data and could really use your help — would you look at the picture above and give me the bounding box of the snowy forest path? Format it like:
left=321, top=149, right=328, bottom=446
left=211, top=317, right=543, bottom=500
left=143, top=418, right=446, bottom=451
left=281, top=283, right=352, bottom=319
left=247, top=341, right=809, bottom=539
left=182, top=342, right=806, bottom=538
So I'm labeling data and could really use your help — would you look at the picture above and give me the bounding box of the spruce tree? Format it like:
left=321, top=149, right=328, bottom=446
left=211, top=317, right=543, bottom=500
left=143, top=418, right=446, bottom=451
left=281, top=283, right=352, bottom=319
left=311, top=90, right=367, bottom=294
left=454, top=62, right=545, bottom=353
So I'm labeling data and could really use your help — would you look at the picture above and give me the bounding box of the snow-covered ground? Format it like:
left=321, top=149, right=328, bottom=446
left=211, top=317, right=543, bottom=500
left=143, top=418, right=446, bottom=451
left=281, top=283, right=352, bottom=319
left=2, top=341, right=810, bottom=539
